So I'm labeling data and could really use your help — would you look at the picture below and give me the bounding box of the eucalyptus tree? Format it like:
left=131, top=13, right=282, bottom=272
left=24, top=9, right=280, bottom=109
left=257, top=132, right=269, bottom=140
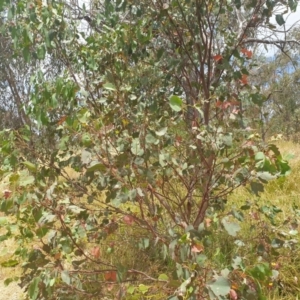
left=249, top=26, right=300, bottom=140
left=0, top=0, right=298, bottom=299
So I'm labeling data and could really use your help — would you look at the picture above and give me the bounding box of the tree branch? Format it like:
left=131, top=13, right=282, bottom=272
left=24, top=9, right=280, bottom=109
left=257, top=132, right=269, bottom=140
left=243, top=38, right=300, bottom=46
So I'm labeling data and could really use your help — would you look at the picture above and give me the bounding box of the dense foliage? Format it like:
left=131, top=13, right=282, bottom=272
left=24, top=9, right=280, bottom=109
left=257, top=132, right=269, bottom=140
left=0, top=0, right=299, bottom=299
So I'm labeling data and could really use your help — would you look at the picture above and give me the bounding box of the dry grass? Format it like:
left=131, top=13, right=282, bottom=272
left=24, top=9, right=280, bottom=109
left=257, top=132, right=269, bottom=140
left=228, top=140, right=300, bottom=299
left=1, top=140, right=300, bottom=299
left=0, top=221, right=24, bottom=299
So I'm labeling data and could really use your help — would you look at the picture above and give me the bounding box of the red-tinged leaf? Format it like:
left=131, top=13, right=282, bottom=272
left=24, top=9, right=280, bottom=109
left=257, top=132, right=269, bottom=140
left=3, top=190, right=12, bottom=199
left=213, top=54, right=222, bottom=62
left=54, top=252, right=61, bottom=260
left=191, top=243, right=204, bottom=253
left=232, top=107, right=240, bottom=114
left=241, top=48, right=253, bottom=58
left=242, top=140, right=254, bottom=148
left=90, top=246, right=101, bottom=259
left=57, top=115, right=67, bottom=125
left=216, top=100, right=231, bottom=110
left=123, top=215, right=134, bottom=226
left=175, top=135, right=182, bottom=147
left=241, top=48, right=247, bottom=54
left=240, top=74, right=248, bottom=85
left=229, top=100, right=240, bottom=106
left=216, top=100, right=223, bottom=107
left=205, top=218, right=212, bottom=228
left=104, top=271, right=117, bottom=282
left=229, top=288, right=238, bottom=300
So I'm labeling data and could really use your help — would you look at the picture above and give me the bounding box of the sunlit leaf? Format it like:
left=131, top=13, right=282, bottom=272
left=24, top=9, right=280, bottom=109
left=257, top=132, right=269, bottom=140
left=158, top=273, right=169, bottom=281
left=155, top=127, right=168, bottom=136
left=28, top=277, right=40, bottom=300
left=169, top=95, right=183, bottom=112
left=1, top=260, right=19, bottom=267
left=22, top=161, right=37, bottom=172
left=221, top=217, right=241, bottom=237
left=103, top=82, right=116, bottom=91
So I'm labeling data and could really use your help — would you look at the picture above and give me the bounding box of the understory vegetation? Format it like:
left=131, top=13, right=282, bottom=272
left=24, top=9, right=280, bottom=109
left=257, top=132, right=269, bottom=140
left=0, top=0, right=300, bottom=299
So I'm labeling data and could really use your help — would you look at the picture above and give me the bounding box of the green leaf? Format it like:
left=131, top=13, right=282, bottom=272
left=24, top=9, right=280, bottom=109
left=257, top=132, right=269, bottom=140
left=127, top=285, right=135, bottom=294
left=250, top=181, right=264, bottom=196
left=81, top=133, right=92, bottom=146
left=131, top=138, right=144, bottom=156
left=36, top=45, right=46, bottom=59
left=221, top=217, right=241, bottom=237
left=278, top=159, right=291, bottom=175
left=158, top=273, right=169, bottom=281
left=257, top=171, right=277, bottom=182
left=4, top=277, right=19, bottom=286
left=86, top=162, right=106, bottom=173
left=23, top=46, right=31, bottom=63
left=22, top=161, right=37, bottom=172
left=288, top=0, right=298, bottom=11
left=38, top=214, right=56, bottom=225
left=255, top=152, right=265, bottom=161
left=234, top=0, right=241, bottom=9
left=169, top=95, right=183, bottom=112
left=103, top=82, right=116, bottom=91
left=0, top=217, right=8, bottom=225
left=275, top=15, right=285, bottom=26
left=0, top=235, right=8, bottom=242
left=222, top=133, right=232, bottom=147
left=81, top=149, right=92, bottom=164
left=19, top=174, right=35, bottom=186
left=232, top=256, right=243, bottom=270
left=155, top=127, right=168, bottom=136
left=145, top=133, right=157, bottom=144
left=28, top=277, right=40, bottom=300
left=207, top=276, right=230, bottom=299
left=249, top=263, right=271, bottom=281
left=61, top=270, right=71, bottom=285
left=36, top=227, right=49, bottom=238
left=271, top=238, right=284, bottom=248
left=138, top=284, right=149, bottom=294
left=268, top=144, right=280, bottom=156
left=1, top=260, right=19, bottom=267
left=196, top=254, right=207, bottom=266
